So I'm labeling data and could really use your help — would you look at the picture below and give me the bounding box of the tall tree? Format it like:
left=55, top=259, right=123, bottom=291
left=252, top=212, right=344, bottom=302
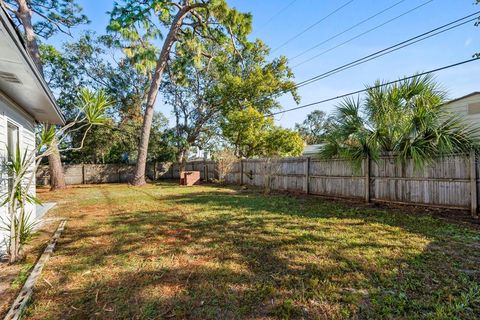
left=163, top=38, right=299, bottom=167
left=320, top=75, right=480, bottom=168
left=222, top=106, right=304, bottom=158
left=108, top=0, right=252, bottom=186
left=294, top=110, right=329, bottom=145
left=1, top=0, right=88, bottom=190
left=1, top=0, right=88, bottom=72
left=41, top=34, right=174, bottom=164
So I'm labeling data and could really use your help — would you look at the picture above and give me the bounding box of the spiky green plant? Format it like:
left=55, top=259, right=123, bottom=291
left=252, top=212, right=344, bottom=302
left=0, top=210, right=37, bottom=248
left=320, top=75, right=480, bottom=168
left=1, top=143, right=40, bottom=260
left=2, top=88, right=110, bottom=263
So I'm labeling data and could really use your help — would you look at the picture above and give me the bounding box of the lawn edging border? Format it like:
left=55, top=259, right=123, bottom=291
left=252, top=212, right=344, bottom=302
left=4, top=220, right=67, bottom=320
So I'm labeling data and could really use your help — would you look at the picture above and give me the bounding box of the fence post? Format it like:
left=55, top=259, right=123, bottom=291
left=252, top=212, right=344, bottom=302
left=240, top=159, right=244, bottom=185
left=82, top=164, right=85, bottom=185
left=364, top=155, right=370, bottom=203
left=470, top=150, right=478, bottom=218
left=303, top=157, right=310, bottom=194
left=204, top=161, right=208, bottom=182
left=153, top=161, right=157, bottom=181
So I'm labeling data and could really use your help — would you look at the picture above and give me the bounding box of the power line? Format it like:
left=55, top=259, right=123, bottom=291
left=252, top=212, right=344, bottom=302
left=297, top=17, right=477, bottom=88
left=290, top=0, right=408, bottom=61
left=270, top=57, right=480, bottom=116
left=264, top=11, right=478, bottom=99
left=272, top=0, right=356, bottom=53
left=294, top=0, right=434, bottom=68
left=295, top=11, right=480, bottom=88
left=258, top=0, right=299, bottom=31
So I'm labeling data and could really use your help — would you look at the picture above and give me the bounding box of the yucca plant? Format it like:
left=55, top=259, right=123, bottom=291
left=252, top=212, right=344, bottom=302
left=1, top=143, right=40, bottom=261
left=3, top=88, right=110, bottom=263
left=320, top=75, right=480, bottom=168
left=0, top=210, right=37, bottom=249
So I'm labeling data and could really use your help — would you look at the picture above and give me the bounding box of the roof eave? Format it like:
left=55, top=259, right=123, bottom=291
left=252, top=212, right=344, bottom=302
left=0, top=7, right=65, bottom=125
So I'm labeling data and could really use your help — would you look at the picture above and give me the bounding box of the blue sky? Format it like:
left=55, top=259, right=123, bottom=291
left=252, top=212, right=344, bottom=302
left=50, top=0, right=480, bottom=128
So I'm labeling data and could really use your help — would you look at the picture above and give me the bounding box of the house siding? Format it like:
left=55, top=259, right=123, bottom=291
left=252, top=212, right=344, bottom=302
left=0, top=93, right=36, bottom=254
left=443, top=93, right=480, bottom=131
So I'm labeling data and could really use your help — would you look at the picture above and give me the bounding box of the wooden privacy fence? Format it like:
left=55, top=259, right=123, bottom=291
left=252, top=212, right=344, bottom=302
left=37, top=154, right=479, bottom=216
left=223, top=153, right=479, bottom=217
left=36, top=161, right=217, bottom=185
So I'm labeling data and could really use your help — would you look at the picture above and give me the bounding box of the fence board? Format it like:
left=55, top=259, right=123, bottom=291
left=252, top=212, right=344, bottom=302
left=36, top=154, right=478, bottom=213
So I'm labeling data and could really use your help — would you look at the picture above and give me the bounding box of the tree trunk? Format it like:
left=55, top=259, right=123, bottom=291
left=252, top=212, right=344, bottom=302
left=131, top=4, right=203, bottom=186
left=178, top=149, right=187, bottom=176
left=15, top=0, right=67, bottom=190
left=15, top=0, right=43, bottom=74
left=48, top=141, right=66, bottom=190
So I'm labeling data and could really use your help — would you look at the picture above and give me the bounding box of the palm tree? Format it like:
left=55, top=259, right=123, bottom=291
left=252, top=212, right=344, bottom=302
left=320, top=75, right=480, bottom=168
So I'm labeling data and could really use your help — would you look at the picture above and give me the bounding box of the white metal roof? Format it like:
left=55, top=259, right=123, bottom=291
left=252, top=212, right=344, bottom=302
left=443, top=92, right=480, bottom=106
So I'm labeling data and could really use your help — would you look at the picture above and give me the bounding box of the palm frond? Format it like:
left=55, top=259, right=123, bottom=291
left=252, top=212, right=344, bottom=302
left=77, top=88, right=112, bottom=125
left=320, top=75, right=479, bottom=170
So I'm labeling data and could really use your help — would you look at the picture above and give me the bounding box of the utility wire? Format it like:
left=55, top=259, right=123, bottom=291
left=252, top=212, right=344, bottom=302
left=294, top=0, right=434, bottom=68
left=264, top=11, right=478, bottom=99
left=272, top=0, right=355, bottom=53
left=295, top=12, right=480, bottom=88
left=291, top=0, right=408, bottom=61
left=270, top=57, right=480, bottom=116
left=258, top=0, right=299, bottom=31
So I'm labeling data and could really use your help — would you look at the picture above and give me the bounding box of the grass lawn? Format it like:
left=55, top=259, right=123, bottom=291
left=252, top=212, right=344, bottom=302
left=20, top=182, right=480, bottom=319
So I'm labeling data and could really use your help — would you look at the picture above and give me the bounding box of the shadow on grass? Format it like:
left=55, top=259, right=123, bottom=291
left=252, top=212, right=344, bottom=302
left=28, top=185, right=480, bottom=319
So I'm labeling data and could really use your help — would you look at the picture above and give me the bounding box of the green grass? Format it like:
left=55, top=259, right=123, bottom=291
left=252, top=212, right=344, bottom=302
left=10, top=263, right=34, bottom=290
left=24, top=183, right=480, bottom=319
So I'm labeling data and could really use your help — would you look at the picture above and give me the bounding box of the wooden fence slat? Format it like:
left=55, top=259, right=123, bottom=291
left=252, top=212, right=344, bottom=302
left=36, top=154, right=478, bottom=211
left=365, top=155, right=370, bottom=203
left=304, top=157, right=310, bottom=194
left=470, top=150, right=478, bottom=218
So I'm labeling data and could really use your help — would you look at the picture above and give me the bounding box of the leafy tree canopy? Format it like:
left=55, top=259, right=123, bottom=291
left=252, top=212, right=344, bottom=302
left=163, top=35, right=299, bottom=161
left=40, top=34, right=173, bottom=164
left=222, top=106, right=304, bottom=158
left=295, top=110, right=330, bottom=145
left=2, top=0, right=89, bottom=38
left=320, top=75, right=480, bottom=168
left=108, top=0, right=252, bottom=74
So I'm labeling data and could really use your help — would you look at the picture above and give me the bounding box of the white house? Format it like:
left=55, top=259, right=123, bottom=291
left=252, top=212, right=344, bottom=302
left=0, top=8, right=64, bottom=254
left=187, top=146, right=211, bottom=161
left=302, top=144, right=323, bottom=157
left=443, top=92, right=480, bottom=129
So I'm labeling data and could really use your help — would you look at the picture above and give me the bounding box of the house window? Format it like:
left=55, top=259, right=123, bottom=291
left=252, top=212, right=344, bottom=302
left=467, top=102, right=480, bottom=115
left=7, top=122, right=19, bottom=192
left=7, top=122, right=19, bottom=159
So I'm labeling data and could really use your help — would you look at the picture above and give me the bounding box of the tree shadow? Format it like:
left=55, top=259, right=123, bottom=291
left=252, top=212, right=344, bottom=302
left=26, top=185, right=480, bottom=319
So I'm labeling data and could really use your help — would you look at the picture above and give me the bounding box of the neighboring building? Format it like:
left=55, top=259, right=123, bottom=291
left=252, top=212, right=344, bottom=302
left=187, top=146, right=211, bottom=161
left=443, top=92, right=480, bottom=129
left=0, top=8, right=64, bottom=253
left=302, top=144, right=323, bottom=157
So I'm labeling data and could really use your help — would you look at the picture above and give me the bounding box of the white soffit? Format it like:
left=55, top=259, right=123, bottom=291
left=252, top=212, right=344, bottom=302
left=0, top=10, right=64, bottom=124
